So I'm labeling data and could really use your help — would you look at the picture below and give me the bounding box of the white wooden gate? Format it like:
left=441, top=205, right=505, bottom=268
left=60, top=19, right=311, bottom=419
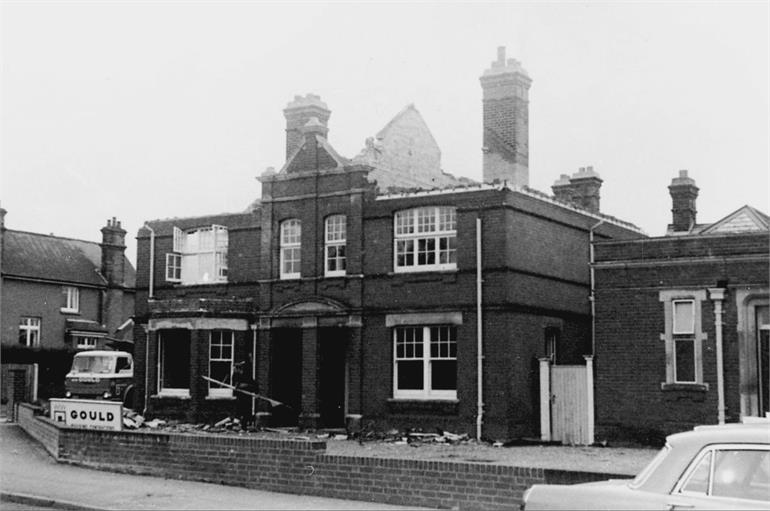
left=539, top=356, right=594, bottom=445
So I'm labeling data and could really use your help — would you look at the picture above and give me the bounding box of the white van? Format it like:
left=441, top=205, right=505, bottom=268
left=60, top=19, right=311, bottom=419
left=64, top=350, right=134, bottom=402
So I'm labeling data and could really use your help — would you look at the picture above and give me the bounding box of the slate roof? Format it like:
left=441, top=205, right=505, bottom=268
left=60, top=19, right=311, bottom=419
left=2, top=230, right=136, bottom=287
left=666, top=204, right=770, bottom=236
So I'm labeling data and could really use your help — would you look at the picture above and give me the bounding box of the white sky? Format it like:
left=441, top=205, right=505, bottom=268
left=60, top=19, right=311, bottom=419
left=2, top=1, right=768, bottom=265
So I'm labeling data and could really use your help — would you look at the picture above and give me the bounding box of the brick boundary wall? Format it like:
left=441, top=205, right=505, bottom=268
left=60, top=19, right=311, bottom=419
left=16, top=404, right=626, bottom=510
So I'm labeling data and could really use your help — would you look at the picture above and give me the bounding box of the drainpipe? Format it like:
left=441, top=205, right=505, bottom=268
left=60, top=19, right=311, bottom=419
left=142, top=326, right=150, bottom=416
left=476, top=217, right=484, bottom=441
left=143, top=223, right=155, bottom=299
left=142, top=223, right=155, bottom=417
left=252, top=326, right=257, bottom=419
left=709, top=288, right=726, bottom=424
left=589, top=220, right=605, bottom=356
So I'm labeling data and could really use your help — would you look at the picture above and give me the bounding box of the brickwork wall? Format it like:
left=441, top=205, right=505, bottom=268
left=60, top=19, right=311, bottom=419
left=1, top=279, right=101, bottom=350
left=130, top=168, right=642, bottom=438
left=17, top=405, right=625, bottom=511
left=594, top=232, right=769, bottom=443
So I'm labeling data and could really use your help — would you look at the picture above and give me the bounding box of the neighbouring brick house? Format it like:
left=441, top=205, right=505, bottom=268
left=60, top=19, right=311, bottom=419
left=0, top=210, right=136, bottom=412
left=133, top=48, right=643, bottom=440
left=593, top=171, right=770, bottom=443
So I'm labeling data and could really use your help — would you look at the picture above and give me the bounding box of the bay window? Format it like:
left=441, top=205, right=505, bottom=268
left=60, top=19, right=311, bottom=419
left=208, top=330, right=234, bottom=398
left=158, top=329, right=191, bottom=397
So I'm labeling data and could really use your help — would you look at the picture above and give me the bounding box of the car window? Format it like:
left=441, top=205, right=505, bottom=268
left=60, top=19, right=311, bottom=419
left=678, top=447, right=770, bottom=503
left=681, top=451, right=711, bottom=494
left=116, top=357, right=131, bottom=372
left=630, top=444, right=671, bottom=489
left=712, top=449, right=770, bottom=502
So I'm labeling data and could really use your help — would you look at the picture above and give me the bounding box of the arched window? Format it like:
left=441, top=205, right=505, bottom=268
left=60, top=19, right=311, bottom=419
left=394, top=206, right=457, bottom=272
left=280, top=219, right=301, bottom=279
left=325, top=215, right=346, bottom=277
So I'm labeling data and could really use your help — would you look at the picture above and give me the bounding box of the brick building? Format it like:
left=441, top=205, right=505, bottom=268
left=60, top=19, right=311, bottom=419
left=133, top=48, right=643, bottom=440
left=593, top=171, right=769, bottom=443
left=0, top=210, right=135, bottom=412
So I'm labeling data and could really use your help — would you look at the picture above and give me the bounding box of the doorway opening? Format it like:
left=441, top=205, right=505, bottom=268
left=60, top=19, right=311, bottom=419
left=319, top=328, right=347, bottom=428
left=270, top=328, right=302, bottom=426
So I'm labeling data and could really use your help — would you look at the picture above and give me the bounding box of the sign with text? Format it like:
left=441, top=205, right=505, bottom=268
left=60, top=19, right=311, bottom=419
left=50, top=398, right=122, bottom=431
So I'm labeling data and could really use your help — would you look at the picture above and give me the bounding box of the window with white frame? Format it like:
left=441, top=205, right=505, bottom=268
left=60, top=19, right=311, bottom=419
left=75, top=336, right=98, bottom=350
left=208, top=330, right=234, bottom=398
left=393, top=325, right=457, bottom=400
left=673, top=299, right=696, bottom=383
left=394, top=207, right=457, bottom=272
left=61, top=286, right=79, bottom=313
left=165, top=253, right=181, bottom=281
left=325, top=215, right=346, bottom=277
left=165, top=225, right=228, bottom=285
left=158, top=329, right=191, bottom=397
left=660, top=290, right=706, bottom=388
left=280, top=219, right=301, bottom=279
left=18, top=317, right=41, bottom=347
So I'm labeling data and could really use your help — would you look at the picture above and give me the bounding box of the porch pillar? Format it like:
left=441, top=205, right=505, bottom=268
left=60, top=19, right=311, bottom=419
left=346, top=322, right=363, bottom=433
left=709, top=288, right=726, bottom=424
left=255, top=325, right=272, bottom=423
left=584, top=355, right=595, bottom=445
left=299, top=318, right=320, bottom=429
left=538, top=357, right=551, bottom=442
left=188, top=329, right=202, bottom=423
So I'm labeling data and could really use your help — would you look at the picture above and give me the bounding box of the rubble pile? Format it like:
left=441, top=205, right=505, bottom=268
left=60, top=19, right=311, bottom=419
left=120, top=408, right=472, bottom=447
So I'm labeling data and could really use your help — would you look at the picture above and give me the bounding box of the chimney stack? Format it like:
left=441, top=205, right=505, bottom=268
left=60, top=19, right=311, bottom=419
left=669, top=170, right=698, bottom=232
left=569, top=165, right=603, bottom=213
left=100, top=217, right=127, bottom=287
left=283, top=94, right=330, bottom=161
left=480, top=46, right=532, bottom=188
left=551, top=166, right=603, bottom=214
left=551, top=174, right=574, bottom=204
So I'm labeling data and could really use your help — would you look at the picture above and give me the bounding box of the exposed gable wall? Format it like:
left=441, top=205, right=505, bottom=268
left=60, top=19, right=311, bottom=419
left=355, top=106, right=463, bottom=191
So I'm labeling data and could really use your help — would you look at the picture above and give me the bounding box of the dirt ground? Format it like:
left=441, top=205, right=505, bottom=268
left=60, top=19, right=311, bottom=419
left=324, top=437, right=657, bottom=476
left=137, top=418, right=658, bottom=476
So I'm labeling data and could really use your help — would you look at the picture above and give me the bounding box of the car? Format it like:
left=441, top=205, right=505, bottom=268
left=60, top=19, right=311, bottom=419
left=521, top=421, right=770, bottom=510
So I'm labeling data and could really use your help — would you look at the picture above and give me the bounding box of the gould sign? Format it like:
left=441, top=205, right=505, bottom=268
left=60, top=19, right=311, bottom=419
left=50, top=398, right=122, bottom=431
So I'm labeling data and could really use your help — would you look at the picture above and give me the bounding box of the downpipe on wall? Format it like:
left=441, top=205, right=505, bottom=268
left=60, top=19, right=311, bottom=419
left=142, top=223, right=155, bottom=416
left=476, top=217, right=484, bottom=441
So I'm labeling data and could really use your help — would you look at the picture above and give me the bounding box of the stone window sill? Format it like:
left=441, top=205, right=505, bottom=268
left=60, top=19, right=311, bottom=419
left=387, top=398, right=459, bottom=415
left=660, top=382, right=709, bottom=392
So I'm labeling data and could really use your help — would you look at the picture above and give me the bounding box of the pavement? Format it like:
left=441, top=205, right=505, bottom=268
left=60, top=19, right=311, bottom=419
left=0, top=423, right=428, bottom=510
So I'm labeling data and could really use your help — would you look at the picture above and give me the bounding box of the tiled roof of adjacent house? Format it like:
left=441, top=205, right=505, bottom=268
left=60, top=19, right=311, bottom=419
left=666, top=205, right=770, bottom=236
left=2, top=230, right=136, bottom=287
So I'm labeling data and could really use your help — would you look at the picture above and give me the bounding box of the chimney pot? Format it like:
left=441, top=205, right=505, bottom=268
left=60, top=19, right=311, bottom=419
left=669, top=171, right=699, bottom=232
left=497, top=46, right=506, bottom=64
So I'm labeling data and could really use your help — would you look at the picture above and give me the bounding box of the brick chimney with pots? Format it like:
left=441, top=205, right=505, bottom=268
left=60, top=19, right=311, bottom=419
left=569, top=165, right=603, bottom=214
left=101, top=217, right=127, bottom=287
left=100, top=217, right=127, bottom=335
left=552, top=166, right=603, bottom=213
left=551, top=174, right=574, bottom=204
left=480, top=46, right=532, bottom=188
left=669, top=169, right=699, bottom=232
left=283, top=94, right=330, bottom=161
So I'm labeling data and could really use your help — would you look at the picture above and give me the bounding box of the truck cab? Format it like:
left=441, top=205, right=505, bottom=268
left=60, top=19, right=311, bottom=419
left=64, top=350, right=134, bottom=402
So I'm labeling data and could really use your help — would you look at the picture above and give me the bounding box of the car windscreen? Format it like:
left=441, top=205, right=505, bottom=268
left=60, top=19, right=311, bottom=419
left=630, top=444, right=671, bottom=489
left=71, top=356, right=115, bottom=374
